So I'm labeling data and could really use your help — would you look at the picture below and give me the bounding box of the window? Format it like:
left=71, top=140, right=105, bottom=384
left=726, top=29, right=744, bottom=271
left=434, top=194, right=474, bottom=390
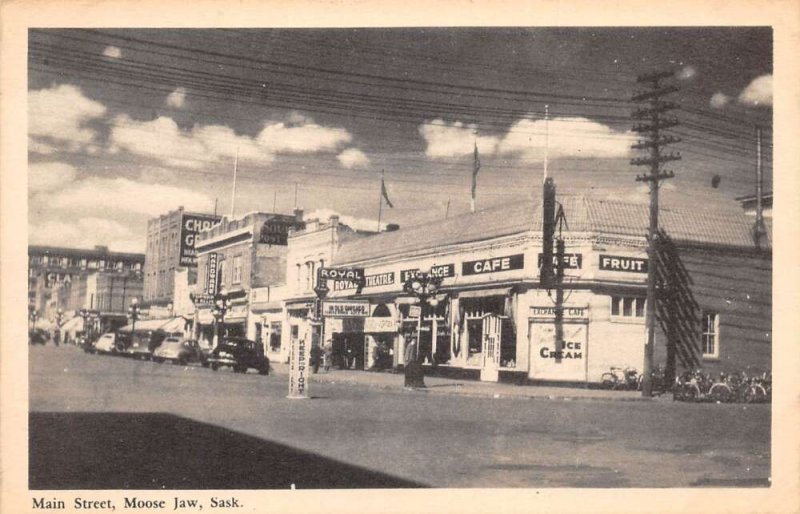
left=305, top=261, right=315, bottom=291
left=611, top=296, right=645, bottom=320
left=269, top=322, right=282, bottom=352
left=232, top=254, right=242, bottom=284
left=701, top=312, right=720, bottom=359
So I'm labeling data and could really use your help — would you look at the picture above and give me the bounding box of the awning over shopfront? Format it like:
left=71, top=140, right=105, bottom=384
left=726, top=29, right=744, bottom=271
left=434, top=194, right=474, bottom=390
left=159, top=316, right=190, bottom=333
left=197, top=310, right=215, bottom=325
left=224, top=304, right=249, bottom=324
left=60, top=316, right=84, bottom=334
left=250, top=301, right=282, bottom=313
left=456, top=287, right=512, bottom=299
left=117, top=318, right=172, bottom=332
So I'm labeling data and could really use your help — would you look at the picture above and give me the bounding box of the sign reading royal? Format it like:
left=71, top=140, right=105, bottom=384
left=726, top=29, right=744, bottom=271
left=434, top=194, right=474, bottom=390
left=537, top=253, right=582, bottom=269
left=205, top=253, right=218, bottom=295
left=400, top=264, right=454, bottom=283
left=599, top=254, right=648, bottom=273
left=179, top=213, right=221, bottom=267
left=322, top=301, right=370, bottom=317
left=318, top=267, right=365, bottom=283
left=462, top=254, right=524, bottom=276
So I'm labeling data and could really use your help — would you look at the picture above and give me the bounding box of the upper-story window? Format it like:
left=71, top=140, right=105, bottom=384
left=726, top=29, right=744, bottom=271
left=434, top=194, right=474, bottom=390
left=610, top=296, right=645, bottom=320
left=232, top=254, right=243, bottom=284
left=305, top=261, right=316, bottom=291
left=701, top=311, right=720, bottom=359
left=296, top=263, right=302, bottom=290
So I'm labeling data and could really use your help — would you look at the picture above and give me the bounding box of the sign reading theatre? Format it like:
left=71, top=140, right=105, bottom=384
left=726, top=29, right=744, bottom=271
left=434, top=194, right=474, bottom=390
left=179, top=213, right=221, bottom=267
left=462, top=254, right=524, bottom=276
left=599, top=254, right=648, bottom=273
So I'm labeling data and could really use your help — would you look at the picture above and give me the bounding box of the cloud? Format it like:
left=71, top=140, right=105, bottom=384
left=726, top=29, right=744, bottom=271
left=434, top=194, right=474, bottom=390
left=28, top=84, right=107, bottom=152
left=676, top=65, right=697, bottom=81
left=337, top=148, right=370, bottom=168
left=166, top=87, right=187, bottom=108
left=103, top=46, right=122, bottom=59
left=39, top=176, right=213, bottom=217
left=497, top=117, right=633, bottom=162
left=418, top=120, right=500, bottom=158
left=109, top=115, right=271, bottom=168
left=110, top=112, right=353, bottom=168
left=256, top=114, right=352, bottom=153
left=710, top=92, right=731, bottom=109
left=29, top=217, right=144, bottom=253
left=29, top=162, right=77, bottom=192
left=738, top=74, right=772, bottom=106
left=305, top=208, right=385, bottom=232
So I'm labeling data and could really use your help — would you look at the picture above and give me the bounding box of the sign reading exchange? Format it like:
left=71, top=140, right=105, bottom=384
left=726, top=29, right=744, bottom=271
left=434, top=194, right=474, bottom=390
left=400, top=264, right=454, bottom=283
left=599, top=254, right=648, bottom=273
left=462, top=254, right=524, bottom=276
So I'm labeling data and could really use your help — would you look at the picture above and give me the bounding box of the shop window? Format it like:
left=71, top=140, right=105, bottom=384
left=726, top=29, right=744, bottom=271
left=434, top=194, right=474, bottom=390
left=701, top=311, right=720, bottom=359
left=269, top=322, right=282, bottom=352
left=500, top=318, right=516, bottom=368
left=611, top=296, right=645, bottom=320
left=466, top=319, right=483, bottom=365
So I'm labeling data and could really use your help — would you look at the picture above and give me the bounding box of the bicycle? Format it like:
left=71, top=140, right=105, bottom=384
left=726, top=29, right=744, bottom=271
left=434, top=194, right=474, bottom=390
left=601, top=366, right=639, bottom=390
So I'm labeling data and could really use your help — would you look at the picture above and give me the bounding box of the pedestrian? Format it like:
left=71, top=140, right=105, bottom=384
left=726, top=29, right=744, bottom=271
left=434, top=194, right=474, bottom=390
left=404, top=337, right=425, bottom=388
left=310, top=343, right=322, bottom=374
left=323, top=341, right=333, bottom=372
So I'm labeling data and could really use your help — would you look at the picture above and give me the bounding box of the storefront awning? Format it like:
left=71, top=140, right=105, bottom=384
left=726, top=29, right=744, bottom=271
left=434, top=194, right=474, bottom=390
left=117, top=318, right=172, bottom=332
left=60, top=316, right=83, bottom=333
left=159, top=317, right=188, bottom=334
left=457, top=287, right=512, bottom=299
left=250, top=301, right=282, bottom=313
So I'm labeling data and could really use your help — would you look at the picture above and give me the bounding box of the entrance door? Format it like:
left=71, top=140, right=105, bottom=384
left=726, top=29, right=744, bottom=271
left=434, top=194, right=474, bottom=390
left=481, top=315, right=502, bottom=382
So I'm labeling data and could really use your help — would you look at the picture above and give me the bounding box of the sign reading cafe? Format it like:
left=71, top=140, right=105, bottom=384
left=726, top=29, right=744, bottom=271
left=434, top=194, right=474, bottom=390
left=462, top=254, right=524, bottom=276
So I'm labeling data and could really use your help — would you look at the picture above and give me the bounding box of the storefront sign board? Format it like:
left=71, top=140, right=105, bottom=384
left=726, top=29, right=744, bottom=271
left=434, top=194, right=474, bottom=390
left=529, top=321, right=587, bottom=381
left=599, top=254, right=648, bottom=273
left=462, top=254, right=524, bottom=276
left=180, top=213, right=221, bottom=266
left=363, top=317, right=397, bottom=333
left=529, top=306, right=589, bottom=319
left=205, top=253, right=218, bottom=295
left=333, top=271, right=394, bottom=291
left=400, top=264, right=454, bottom=283
left=537, top=253, right=582, bottom=269
left=322, top=301, right=370, bottom=317
left=319, top=267, right=365, bottom=282
left=287, top=323, right=312, bottom=399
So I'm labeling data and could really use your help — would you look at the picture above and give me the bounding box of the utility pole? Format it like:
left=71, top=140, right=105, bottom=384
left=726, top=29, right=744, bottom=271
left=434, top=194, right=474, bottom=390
left=631, top=70, right=681, bottom=397
left=753, top=126, right=768, bottom=250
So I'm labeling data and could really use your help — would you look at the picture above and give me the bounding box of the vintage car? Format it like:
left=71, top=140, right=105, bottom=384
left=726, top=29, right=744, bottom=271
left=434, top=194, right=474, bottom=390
left=153, top=337, right=207, bottom=365
left=207, top=337, right=270, bottom=375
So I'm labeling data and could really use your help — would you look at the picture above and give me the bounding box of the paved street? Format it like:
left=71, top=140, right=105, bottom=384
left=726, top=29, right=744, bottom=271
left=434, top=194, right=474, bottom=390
left=29, top=345, right=770, bottom=489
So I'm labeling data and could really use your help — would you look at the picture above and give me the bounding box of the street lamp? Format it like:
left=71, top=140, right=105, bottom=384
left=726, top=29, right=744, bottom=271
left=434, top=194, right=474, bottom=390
left=79, top=308, right=91, bottom=345
left=55, top=308, right=64, bottom=345
left=402, top=269, right=443, bottom=385
left=29, top=306, right=38, bottom=331
left=213, top=288, right=229, bottom=344
left=128, top=298, right=140, bottom=334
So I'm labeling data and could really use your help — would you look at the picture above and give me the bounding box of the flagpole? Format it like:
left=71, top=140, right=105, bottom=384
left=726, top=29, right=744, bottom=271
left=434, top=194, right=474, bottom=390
left=543, top=105, right=549, bottom=183
left=230, top=148, right=239, bottom=218
left=377, top=169, right=384, bottom=232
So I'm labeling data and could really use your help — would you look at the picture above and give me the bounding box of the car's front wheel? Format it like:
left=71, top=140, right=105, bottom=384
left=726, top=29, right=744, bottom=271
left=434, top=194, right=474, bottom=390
left=211, top=363, right=219, bottom=371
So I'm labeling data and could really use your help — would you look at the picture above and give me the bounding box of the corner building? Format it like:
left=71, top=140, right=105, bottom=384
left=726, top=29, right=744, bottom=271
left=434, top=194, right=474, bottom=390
left=318, top=197, right=771, bottom=383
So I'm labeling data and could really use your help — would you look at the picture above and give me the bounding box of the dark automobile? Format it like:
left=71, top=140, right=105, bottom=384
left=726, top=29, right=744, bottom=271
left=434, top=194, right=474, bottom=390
left=29, top=328, right=49, bottom=345
left=115, top=329, right=170, bottom=360
left=153, top=337, right=207, bottom=365
left=207, top=337, right=270, bottom=375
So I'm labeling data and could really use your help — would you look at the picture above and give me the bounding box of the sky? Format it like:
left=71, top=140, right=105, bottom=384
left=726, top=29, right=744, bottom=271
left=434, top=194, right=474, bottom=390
left=27, top=28, right=773, bottom=253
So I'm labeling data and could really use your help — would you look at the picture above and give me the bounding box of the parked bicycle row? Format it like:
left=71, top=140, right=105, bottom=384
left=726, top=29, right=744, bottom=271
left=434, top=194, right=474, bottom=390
left=600, top=364, right=771, bottom=403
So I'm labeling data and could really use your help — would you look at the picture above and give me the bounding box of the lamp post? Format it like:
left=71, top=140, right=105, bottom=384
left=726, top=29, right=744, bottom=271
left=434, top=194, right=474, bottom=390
left=79, top=308, right=91, bottom=345
left=128, top=298, right=140, bottom=334
left=213, top=288, right=229, bottom=344
left=55, top=308, right=64, bottom=345
left=29, top=306, right=38, bottom=331
left=402, top=269, right=443, bottom=381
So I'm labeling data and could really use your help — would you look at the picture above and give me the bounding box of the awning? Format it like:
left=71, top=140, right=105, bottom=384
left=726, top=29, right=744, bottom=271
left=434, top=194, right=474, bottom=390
left=197, top=311, right=215, bottom=325
left=61, top=316, right=83, bottom=333
left=159, top=317, right=188, bottom=333
left=457, top=287, right=512, bottom=299
left=117, top=318, right=172, bottom=332
left=250, top=301, right=283, bottom=313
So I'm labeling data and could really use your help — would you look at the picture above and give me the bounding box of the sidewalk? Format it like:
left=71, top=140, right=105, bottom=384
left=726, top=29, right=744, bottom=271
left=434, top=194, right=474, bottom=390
left=271, top=362, right=660, bottom=402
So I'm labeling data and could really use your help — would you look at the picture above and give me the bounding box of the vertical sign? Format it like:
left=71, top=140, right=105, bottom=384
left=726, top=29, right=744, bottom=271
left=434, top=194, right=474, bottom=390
left=180, top=214, right=221, bottom=267
left=288, top=321, right=312, bottom=399
left=206, top=253, right=218, bottom=295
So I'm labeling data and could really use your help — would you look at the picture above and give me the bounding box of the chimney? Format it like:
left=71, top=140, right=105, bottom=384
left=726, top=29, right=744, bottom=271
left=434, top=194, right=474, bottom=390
left=294, top=208, right=304, bottom=222
left=329, top=215, right=339, bottom=228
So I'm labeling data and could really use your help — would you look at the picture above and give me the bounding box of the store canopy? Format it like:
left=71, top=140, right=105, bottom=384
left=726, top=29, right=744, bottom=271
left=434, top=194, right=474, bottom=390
left=60, top=316, right=84, bottom=333
left=159, top=317, right=188, bottom=334
left=457, top=287, right=512, bottom=299
left=117, top=318, right=172, bottom=332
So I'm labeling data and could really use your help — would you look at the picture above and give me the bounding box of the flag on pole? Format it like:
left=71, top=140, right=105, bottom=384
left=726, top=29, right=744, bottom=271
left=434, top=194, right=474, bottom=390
left=381, top=176, right=394, bottom=208
left=471, top=140, right=481, bottom=204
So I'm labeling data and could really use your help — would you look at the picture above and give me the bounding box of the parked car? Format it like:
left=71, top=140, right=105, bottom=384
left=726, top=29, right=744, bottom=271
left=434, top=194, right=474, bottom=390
left=153, top=337, right=206, bottom=365
left=93, top=332, right=118, bottom=354
left=29, top=328, right=49, bottom=345
left=207, top=337, right=270, bottom=375
left=115, top=329, right=170, bottom=360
